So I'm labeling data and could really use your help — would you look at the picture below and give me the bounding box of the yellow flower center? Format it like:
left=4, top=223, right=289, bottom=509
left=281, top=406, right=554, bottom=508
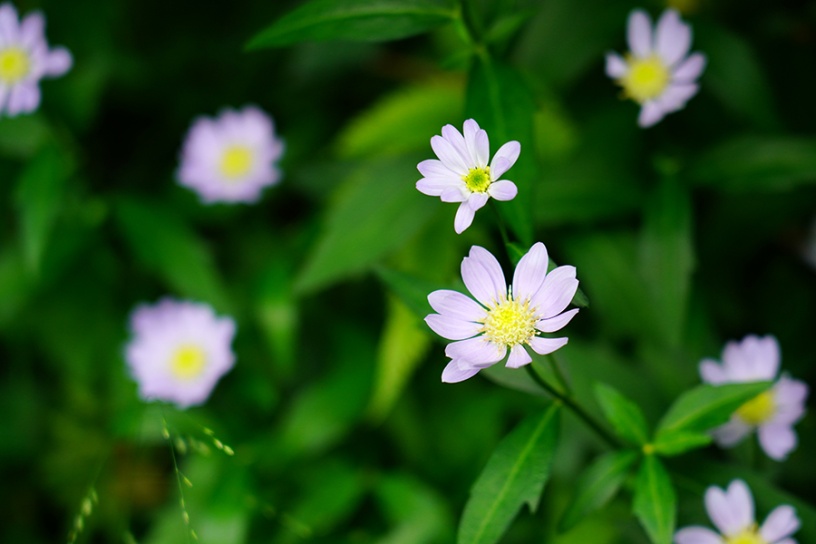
left=463, top=166, right=491, bottom=193
left=482, top=295, right=537, bottom=347
left=170, top=345, right=207, bottom=380
left=620, top=55, right=670, bottom=103
left=219, top=146, right=253, bottom=179
left=0, top=48, right=31, bottom=84
left=725, top=526, right=766, bottom=544
left=735, top=391, right=776, bottom=426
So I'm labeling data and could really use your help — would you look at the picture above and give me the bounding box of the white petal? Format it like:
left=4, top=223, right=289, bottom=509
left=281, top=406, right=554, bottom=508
left=760, top=505, right=800, bottom=542
left=461, top=245, right=506, bottom=306
left=723, top=335, right=780, bottom=382
left=431, top=134, right=468, bottom=174
left=462, top=119, right=481, bottom=164
left=655, top=9, right=691, bottom=66
left=658, top=83, right=699, bottom=113
left=6, top=83, right=40, bottom=116
left=531, top=265, right=578, bottom=319
left=440, top=186, right=468, bottom=202
left=428, top=289, right=486, bottom=321
left=445, top=337, right=506, bottom=367
left=43, top=47, right=73, bottom=77
left=487, top=180, right=517, bottom=201
left=673, top=53, right=706, bottom=81
left=441, top=124, right=471, bottom=168
left=442, top=359, right=481, bottom=383
left=505, top=345, right=532, bottom=368
left=638, top=101, right=667, bottom=128
left=725, top=480, right=755, bottom=535
left=528, top=336, right=568, bottom=356
left=757, top=423, right=797, bottom=461
left=705, top=482, right=752, bottom=537
left=712, top=419, right=752, bottom=447
left=416, top=176, right=461, bottom=197
left=425, top=314, right=481, bottom=341
left=19, top=11, right=44, bottom=48
left=467, top=191, right=489, bottom=211
left=0, top=4, right=19, bottom=44
left=454, top=201, right=475, bottom=234
left=673, top=526, right=724, bottom=544
left=417, top=158, right=456, bottom=178
left=536, top=308, right=579, bottom=333
left=473, top=129, right=489, bottom=167
left=512, top=242, right=549, bottom=302
left=605, top=53, right=628, bottom=79
left=699, top=359, right=728, bottom=384
left=490, top=141, right=520, bottom=178
left=627, top=9, right=653, bottom=58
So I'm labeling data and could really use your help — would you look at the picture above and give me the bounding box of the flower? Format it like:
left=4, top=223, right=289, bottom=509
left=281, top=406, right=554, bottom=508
left=674, top=479, right=800, bottom=544
left=0, top=3, right=72, bottom=117
left=699, top=335, right=808, bottom=461
left=605, top=9, right=706, bottom=127
left=416, top=119, right=520, bottom=234
left=125, top=298, right=236, bottom=409
left=425, top=242, right=579, bottom=383
left=177, top=106, right=284, bottom=204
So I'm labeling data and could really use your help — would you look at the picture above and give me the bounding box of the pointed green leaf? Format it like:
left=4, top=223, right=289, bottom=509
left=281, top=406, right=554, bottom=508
left=594, top=383, right=649, bottom=446
left=652, top=430, right=712, bottom=457
left=458, top=404, right=560, bottom=544
left=559, top=450, right=637, bottom=532
left=247, top=0, right=457, bottom=49
left=656, top=381, right=772, bottom=438
left=633, top=455, right=676, bottom=544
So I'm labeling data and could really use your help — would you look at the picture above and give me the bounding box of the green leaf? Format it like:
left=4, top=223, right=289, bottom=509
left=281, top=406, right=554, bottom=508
left=247, top=0, right=457, bottom=49
left=638, top=175, right=693, bottom=348
left=633, top=455, right=676, bottom=544
left=559, top=450, right=637, bottom=532
left=375, top=473, right=454, bottom=544
left=466, top=58, right=536, bottom=246
left=296, top=155, right=437, bottom=293
left=458, top=405, right=560, bottom=544
left=373, top=265, right=440, bottom=319
left=594, top=383, right=650, bottom=446
left=651, top=430, right=712, bottom=457
left=113, top=197, right=229, bottom=309
left=254, top=258, right=299, bottom=379
left=689, top=136, right=816, bottom=191
left=0, top=114, right=52, bottom=158
left=655, top=382, right=772, bottom=438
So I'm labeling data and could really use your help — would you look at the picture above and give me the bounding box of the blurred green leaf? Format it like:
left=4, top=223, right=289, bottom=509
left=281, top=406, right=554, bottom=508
left=296, top=155, right=437, bottom=293
left=255, top=258, right=299, bottom=378
left=594, top=383, right=650, bottom=447
left=633, top=455, right=676, bottom=544
left=559, top=450, right=638, bottom=532
left=375, top=473, right=454, bottom=544
left=114, top=197, right=229, bottom=309
left=638, top=175, right=693, bottom=348
left=651, top=430, right=712, bottom=457
left=0, top=114, right=52, bottom=157
left=655, top=382, right=772, bottom=439
left=368, top=296, right=432, bottom=422
left=374, top=265, right=440, bottom=319
left=247, top=0, right=457, bottom=49
left=458, top=404, right=560, bottom=544
left=689, top=136, right=816, bottom=191
left=0, top=246, right=30, bottom=326
left=466, top=58, right=536, bottom=246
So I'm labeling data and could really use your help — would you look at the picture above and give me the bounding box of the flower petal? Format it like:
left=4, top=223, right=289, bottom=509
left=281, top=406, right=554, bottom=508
left=528, top=336, right=568, bottom=356
left=673, top=53, right=706, bottom=81
left=417, top=158, right=456, bottom=178
left=705, top=483, right=751, bottom=537
left=462, top=245, right=506, bottom=306
left=487, top=180, right=517, bottom=201
left=440, top=186, right=468, bottom=202
left=699, top=359, right=728, bottom=385
left=473, top=129, right=489, bottom=167
left=757, top=423, right=797, bottom=461
left=536, top=308, right=579, bottom=333
left=468, top=191, right=489, bottom=211
left=627, top=9, right=653, bottom=58
left=605, top=52, right=628, bottom=78
left=416, top=176, right=461, bottom=197
left=658, top=83, right=699, bottom=113
left=43, top=47, right=73, bottom=78
left=531, top=265, right=578, bottom=319
left=428, top=289, right=486, bottom=321
left=490, top=141, right=520, bottom=178
left=655, top=9, right=691, bottom=66
left=454, top=201, right=475, bottom=234
left=638, top=101, right=667, bottom=128
left=442, top=359, right=482, bottom=383
left=19, top=10, right=44, bottom=48
left=462, top=119, right=481, bottom=163
left=722, top=335, right=780, bottom=382
left=445, top=337, right=506, bottom=367
left=441, top=123, right=471, bottom=168
left=425, top=314, right=481, bottom=341
left=0, top=4, right=19, bottom=45
left=6, top=83, right=40, bottom=117
left=431, top=134, right=468, bottom=174
left=673, top=527, right=724, bottom=544
left=512, top=242, right=549, bottom=302
left=760, top=505, right=800, bottom=543
left=712, top=419, right=752, bottom=447
left=505, top=344, right=532, bottom=368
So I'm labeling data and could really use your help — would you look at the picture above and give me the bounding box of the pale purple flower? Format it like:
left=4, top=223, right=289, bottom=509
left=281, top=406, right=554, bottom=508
left=126, top=298, right=236, bottom=409
left=675, top=479, right=800, bottom=544
left=178, top=106, right=284, bottom=204
left=699, top=335, right=808, bottom=461
left=416, top=119, right=520, bottom=234
left=606, top=9, right=706, bottom=127
left=0, top=3, right=72, bottom=117
left=425, top=242, right=579, bottom=383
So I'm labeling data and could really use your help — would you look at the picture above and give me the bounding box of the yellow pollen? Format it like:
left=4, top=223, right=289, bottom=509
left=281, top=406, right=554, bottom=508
left=0, top=48, right=31, bottom=84
left=725, top=526, right=766, bottom=544
left=619, top=55, right=670, bottom=103
left=171, top=345, right=207, bottom=380
left=481, top=295, right=537, bottom=347
left=463, top=166, right=491, bottom=193
left=219, top=146, right=253, bottom=179
left=735, top=391, right=776, bottom=426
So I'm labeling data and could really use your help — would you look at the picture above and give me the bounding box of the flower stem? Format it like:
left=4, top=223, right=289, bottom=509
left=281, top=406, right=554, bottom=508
left=524, top=364, right=619, bottom=448
left=546, top=354, right=573, bottom=396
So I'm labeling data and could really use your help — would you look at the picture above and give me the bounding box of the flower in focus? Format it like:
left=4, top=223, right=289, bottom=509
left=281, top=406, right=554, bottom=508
left=416, top=119, right=520, bottom=234
left=425, top=242, right=579, bottom=383
left=126, top=298, right=236, bottom=409
left=699, top=335, right=808, bottom=460
left=178, top=106, right=284, bottom=204
left=606, top=9, right=706, bottom=127
left=0, top=3, right=72, bottom=117
left=674, top=479, right=800, bottom=544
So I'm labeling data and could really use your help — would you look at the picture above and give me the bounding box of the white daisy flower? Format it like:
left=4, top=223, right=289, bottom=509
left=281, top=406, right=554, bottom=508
left=425, top=242, right=579, bottom=383
left=416, top=119, right=520, bottom=234
left=674, top=479, right=800, bottom=544
left=699, top=335, right=808, bottom=461
left=125, top=298, right=236, bottom=409
left=606, top=9, right=706, bottom=127
left=178, top=105, right=284, bottom=204
left=0, top=2, right=72, bottom=117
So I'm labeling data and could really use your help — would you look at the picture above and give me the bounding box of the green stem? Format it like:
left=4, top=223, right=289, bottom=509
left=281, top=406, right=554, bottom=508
left=524, top=365, right=619, bottom=448
left=546, top=354, right=573, bottom=396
